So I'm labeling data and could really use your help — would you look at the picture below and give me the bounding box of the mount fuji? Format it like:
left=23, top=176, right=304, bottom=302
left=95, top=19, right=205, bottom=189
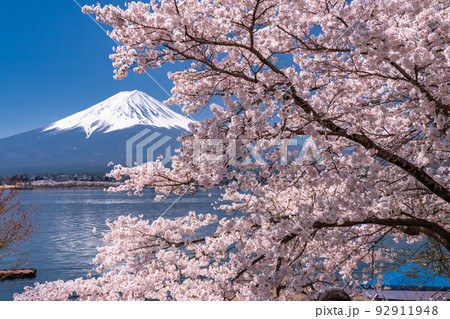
left=0, top=90, right=194, bottom=175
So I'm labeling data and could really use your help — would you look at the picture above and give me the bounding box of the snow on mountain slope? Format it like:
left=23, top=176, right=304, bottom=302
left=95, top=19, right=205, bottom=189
left=43, top=90, right=193, bottom=138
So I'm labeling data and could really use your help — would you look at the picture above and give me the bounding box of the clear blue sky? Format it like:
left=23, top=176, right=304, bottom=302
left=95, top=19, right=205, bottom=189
left=0, top=1, right=323, bottom=140
left=0, top=1, right=184, bottom=139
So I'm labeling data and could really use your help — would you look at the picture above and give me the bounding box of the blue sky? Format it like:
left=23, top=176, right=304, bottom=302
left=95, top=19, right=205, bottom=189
left=0, top=1, right=323, bottom=140
left=0, top=1, right=181, bottom=139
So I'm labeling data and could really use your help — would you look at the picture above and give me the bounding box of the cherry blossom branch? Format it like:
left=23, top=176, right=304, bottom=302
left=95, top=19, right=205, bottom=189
left=313, top=217, right=450, bottom=252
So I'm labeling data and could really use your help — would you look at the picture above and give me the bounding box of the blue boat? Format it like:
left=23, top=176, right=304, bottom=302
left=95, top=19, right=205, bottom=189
left=362, top=264, right=450, bottom=300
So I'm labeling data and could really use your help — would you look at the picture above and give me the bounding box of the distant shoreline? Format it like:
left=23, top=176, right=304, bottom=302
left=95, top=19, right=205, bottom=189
left=1, top=181, right=121, bottom=190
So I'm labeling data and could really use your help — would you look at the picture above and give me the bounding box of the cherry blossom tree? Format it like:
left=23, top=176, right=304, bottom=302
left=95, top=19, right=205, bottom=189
left=15, top=0, right=449, bottom=300
left=0, top=189, right=35, bottom=280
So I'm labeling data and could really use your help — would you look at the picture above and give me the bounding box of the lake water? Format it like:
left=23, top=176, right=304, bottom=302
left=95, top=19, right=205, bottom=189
left=0, top=188, right=226, bottom=301
left=0, top=189, right=426, bottom=301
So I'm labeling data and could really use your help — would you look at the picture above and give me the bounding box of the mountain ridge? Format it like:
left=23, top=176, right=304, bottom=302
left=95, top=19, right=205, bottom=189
left=42, top=90, right=193, bottom=138
left=0, top=91, right=192, bottom=175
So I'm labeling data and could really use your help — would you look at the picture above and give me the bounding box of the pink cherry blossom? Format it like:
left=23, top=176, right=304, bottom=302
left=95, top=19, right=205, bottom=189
left=15, top=0, right=449, bottom=301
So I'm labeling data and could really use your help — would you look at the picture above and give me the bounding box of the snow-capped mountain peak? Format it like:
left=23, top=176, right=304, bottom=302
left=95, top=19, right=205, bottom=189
left=43, top=90, right=193, bottom=138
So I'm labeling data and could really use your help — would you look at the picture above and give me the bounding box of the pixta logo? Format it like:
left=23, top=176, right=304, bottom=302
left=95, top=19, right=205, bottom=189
left=126, top=129, right=323, bottom=168
left=192, top=136, right=323, bottom=167
left=126, top=129, right=173, bottom=167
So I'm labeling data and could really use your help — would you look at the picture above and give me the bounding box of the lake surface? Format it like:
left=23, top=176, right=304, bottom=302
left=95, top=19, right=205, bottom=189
left=0, top=188, right=225, bottom=301
left=0, top=189, right=425, bottom=301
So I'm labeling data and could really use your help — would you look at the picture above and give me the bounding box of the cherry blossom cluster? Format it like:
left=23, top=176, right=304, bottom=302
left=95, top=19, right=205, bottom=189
left=16, top=0, right=449, bottom=300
